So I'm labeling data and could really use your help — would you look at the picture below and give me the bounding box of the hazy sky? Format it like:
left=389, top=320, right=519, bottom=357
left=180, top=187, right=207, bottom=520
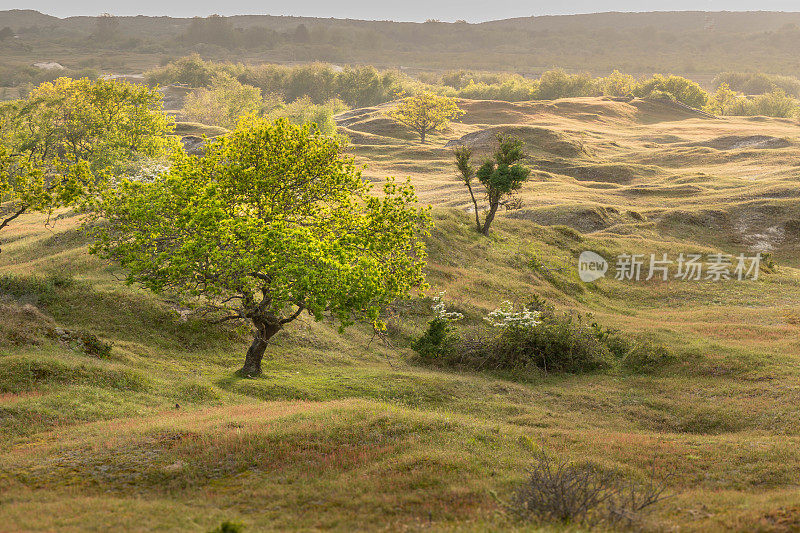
left=4, top=0, right=800, bottom=22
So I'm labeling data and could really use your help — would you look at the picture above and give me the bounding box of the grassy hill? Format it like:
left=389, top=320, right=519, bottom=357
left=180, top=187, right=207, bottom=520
left=3, top=97, right=800, bottom=531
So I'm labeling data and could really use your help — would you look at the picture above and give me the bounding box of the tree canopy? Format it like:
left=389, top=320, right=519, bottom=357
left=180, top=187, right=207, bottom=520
left=0, top=77, right=174, bottom=252
left=91, top=117, right=431, bottom=377
left=388, top=91, right=464, bottom=144
left=454, top=135, right=530, bottom=235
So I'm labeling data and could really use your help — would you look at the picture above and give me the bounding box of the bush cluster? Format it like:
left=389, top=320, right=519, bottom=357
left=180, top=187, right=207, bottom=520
left=150, top=58, right=800, bottom=118
left=148, top=56, right=410, bottom=108
left=412, top=296, right=673, bottom=376
left=713, top=71, right=800, bottom=97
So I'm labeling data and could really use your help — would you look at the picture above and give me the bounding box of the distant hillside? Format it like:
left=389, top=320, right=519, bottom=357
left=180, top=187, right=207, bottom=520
left=2, top=10, right=800, bottom=76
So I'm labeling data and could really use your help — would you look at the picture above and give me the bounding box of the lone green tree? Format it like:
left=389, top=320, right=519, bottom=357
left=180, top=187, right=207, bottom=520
left=454, top=135, right=530, bottom=235
left=0, top=77, right=173, bottom=253
left=91, top=117, right=431, bottom=377
left=388, top=91, right=463, bottom=144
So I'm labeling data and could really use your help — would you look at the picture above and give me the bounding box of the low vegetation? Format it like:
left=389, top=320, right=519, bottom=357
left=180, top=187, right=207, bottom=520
left=413, top=295, right=672, bottom=377
left=4, top=48, right=800, bottom=530
left=511, top=452, right=670, bottom=528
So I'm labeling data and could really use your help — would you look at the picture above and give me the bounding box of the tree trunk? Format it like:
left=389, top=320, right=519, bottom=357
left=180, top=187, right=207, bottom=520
left=481, top=200, right=500, bottom=236
left=466, top=183, right=482, bottom=233
left=419, top=130, right=426, bottom=144
left=237, top=321, right=281, bottom=377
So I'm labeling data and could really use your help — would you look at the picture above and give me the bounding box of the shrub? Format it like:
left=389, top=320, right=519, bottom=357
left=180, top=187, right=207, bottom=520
left=412, top=318, right=456, bottom=360
left=74, top=331, right=112, bottom=358
left=535, top=69, right=597, bottom=100
left=411, top=294, right=463, bottom=359
left=633, top=74, right=709, bottom=109
left=268, top=96, right=349, bottom=134
left=453, top=77, right=538, bottom=101
left=714, top=71, right=800, bottom=97
left=182, top=73, right=266, bottom=129
left=752, top=89, right=798, bottom=117
left=145, top=55, right=238, bottom=87
left=486, top=313, right=612, bottom=374
left=596, top=70, right=636, bottom=97
left=239, top=62, right=409, bottom=107
left=511, top=453, right=669, bottom=528
left=414, top=302, right=611, bottom=375
left=412, top=296, right=672, bottom=376
left=208, top=521, right=244, bottom=533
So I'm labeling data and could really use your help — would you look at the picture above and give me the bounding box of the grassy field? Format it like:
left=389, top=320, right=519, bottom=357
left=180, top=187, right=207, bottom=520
left=2, top=96, right=800, bottom=531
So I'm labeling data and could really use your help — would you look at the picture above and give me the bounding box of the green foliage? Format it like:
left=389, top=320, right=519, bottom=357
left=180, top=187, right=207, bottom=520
left=705, top=84, right=798, bottom=117
left=714, top=71, right=800, bottom=97
left=411, top=318, right=455, bottom=359
left=74, top=331, right=113, bottom=358
left=0, top=65, right=99, bottom=92
left=208, top=521, right=244, bottom=533
left=90, top=117, right=431, bottom=371
left=633, top=74, right=709, bottom=109
left=535, top=69, right=596, bottom=100
left=182, top=73, right=266, bottom=129
left=490, top=315, right=612, bottom=374
left=752, top=89, right=798, bottom=117
left=451, top=76, right=538, bottom=101
left=704, top=83, right=744, bottom=115
left=268, top=96, right=349, bottom=135
left=413, top=295, right=674, bottom=377
left=414, top=312, right=612, bottom=375
left=388, top=91, right=464, bottom=143
left=459, top=135, right=530, bottom=235
left=146, top=55, right=230, bottom=87
left=0, top=77, right=175, bottom=251
left=149, top=58, right=409, bottom=108
left=595, top=70, right=636, bottom=97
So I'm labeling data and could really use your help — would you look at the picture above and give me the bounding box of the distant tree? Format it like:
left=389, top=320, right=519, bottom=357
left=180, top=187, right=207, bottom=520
left=145, top=55, right=220, bottom=87
left=705, top=83, right=742, bottom=115
left=293, top=24, right=310, bottom=44
left=94, top=13, right=119, bottom=41
left=268, top=95, right=348, bottom=134
left=596, top=70, right=636, bottom=97
left=0, top=77, right=174, bottom=252
left=182, top=73, right=265, bottom=129
left=0, top=27, right=13, bottom=42
left=454, top=135, right=530, bottom=235
left=183, top=15, right=236, bottom=48
left=90, top=117, right=431, bottom=377
left=388, top=91, right=464, bottom=144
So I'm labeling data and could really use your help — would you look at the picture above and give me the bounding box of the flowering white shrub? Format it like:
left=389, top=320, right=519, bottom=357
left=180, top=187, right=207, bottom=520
left=124, top=163, right=169, bottom=184
left=484, top=301, right=541, bottom=328
left=431, top=292, right=464, bottom=321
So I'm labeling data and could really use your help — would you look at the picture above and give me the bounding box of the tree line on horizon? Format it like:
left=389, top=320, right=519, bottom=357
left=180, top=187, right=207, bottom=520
left=3, top=11, right=800, bottom=76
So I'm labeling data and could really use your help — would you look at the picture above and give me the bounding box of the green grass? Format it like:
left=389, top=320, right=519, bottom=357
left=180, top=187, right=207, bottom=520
left=4, top=97, right=800, bottom=530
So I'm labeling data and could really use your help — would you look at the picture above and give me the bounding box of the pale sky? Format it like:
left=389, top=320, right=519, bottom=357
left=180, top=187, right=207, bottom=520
left=2, top=0, right=799, bottom=22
